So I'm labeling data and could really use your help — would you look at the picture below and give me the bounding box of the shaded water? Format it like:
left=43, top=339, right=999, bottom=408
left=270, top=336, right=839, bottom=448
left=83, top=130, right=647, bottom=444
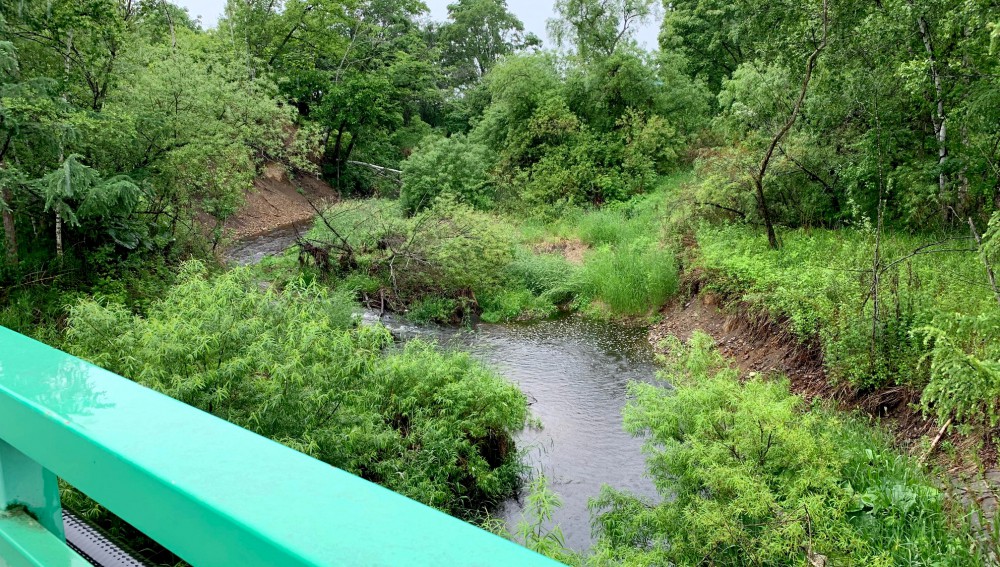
left=223, top=224, right=303, bottom=266
left=230, top=228, right=662, bottom=552
left=367, top=313, right=662, bottom=551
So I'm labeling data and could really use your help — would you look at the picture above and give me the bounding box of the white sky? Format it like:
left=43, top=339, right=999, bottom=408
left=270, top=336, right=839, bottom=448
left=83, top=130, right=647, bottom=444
left=174, top=0, right=660, bottom=49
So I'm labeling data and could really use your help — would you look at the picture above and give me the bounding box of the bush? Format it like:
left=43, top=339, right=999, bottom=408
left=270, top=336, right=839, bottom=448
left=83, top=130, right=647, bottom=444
left=400, top=135, right=495, bottom=213
left=65, top=261, right=528, bottom=515
left=588, top=333, right=986, bottom=566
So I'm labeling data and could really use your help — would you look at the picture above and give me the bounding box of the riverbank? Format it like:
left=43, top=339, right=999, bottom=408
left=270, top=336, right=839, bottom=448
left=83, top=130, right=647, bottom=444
left=643, top=222, right=1000, bottom=546
left=220, top=163, right=337, bottom=240
left=245, top=184, right=999, bottom=561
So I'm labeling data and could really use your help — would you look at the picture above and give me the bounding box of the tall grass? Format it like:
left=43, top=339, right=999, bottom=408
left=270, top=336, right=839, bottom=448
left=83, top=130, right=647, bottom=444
left=565, top=180, right=681, bottom=316
left=574, top=240, right=678, bottom=316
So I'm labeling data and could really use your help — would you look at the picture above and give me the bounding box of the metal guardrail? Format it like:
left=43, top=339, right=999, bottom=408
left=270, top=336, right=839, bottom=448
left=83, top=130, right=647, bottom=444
left=0, top=327, right=562, bottom=566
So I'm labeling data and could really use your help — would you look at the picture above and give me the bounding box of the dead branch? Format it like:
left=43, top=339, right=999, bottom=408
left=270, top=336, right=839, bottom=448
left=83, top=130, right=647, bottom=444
left=920, top=416, right=953, bottom=464
left=347, top=160, right=403, bottom=183
left=695, top=201, right=747, bottom=220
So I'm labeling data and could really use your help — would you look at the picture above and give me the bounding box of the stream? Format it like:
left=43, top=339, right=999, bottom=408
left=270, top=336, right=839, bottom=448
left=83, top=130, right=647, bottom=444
left=225, top=229, right=662, bottom=552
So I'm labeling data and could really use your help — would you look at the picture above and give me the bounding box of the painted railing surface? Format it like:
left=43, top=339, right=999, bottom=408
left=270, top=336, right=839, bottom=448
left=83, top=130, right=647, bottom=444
left=0, top=327, right=562, bottom=566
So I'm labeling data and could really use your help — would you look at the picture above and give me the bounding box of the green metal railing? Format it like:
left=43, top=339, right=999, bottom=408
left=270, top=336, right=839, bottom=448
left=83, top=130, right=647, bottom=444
left=0, top=327, right=561, bottom=566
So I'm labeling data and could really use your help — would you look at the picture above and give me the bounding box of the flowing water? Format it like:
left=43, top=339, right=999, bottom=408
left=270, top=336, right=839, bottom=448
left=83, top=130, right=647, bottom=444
left=228, top=228, right=662, bottom=552
left=224, top=224, right=304, bottom=266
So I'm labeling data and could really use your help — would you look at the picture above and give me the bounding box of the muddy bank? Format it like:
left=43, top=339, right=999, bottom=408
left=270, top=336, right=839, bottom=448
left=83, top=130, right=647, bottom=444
left=650, top=287, right=931, bottom=453
left=650, top=278, right=1000, bottom=523
left=223, top=163, right=337, bottom=240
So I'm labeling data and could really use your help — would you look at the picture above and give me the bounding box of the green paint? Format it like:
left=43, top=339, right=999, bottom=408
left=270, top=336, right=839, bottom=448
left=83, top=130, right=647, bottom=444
left=0, top=327, right=562, bottom=566
left=0, top=441, right=63, bottom=541
left=0, top=511, right=90, bottom=567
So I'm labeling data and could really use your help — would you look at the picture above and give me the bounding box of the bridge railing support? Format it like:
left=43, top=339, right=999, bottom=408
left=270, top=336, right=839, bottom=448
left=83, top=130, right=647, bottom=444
left=0, top=327, right=562, bottom=566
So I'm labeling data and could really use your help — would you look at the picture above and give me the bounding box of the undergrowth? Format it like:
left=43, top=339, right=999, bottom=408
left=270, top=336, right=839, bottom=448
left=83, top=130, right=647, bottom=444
left=695, top=224, right=999, bottom=406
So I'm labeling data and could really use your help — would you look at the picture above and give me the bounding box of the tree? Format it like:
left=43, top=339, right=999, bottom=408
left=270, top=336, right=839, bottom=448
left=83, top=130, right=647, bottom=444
left=0, top=18, right=67, bottom=265
left=2, top=0, right=137, bottom=111
left=34, top=154, right=144, bottom=252
left=437, top=0, right=538, bottom=87
left=400, top=135, right=495, bottom=212
left=751, top=0, right=828, bottom=249
left=548, top=0, right=656, bottom=61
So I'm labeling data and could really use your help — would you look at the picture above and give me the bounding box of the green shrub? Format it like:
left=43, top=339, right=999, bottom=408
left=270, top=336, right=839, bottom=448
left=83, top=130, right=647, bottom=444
left=916, top=314, right=1000, bottom=428
left=65, top=261, right=528, bottom=515
left=588, top=333, right=986, bottom=566
left=400, top=135, right=495, bottom=213
left=407, top=296, right=459, bottom=324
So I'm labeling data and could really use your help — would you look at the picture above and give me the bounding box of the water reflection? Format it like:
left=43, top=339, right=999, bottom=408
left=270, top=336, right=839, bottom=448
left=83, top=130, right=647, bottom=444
left=223, top=224, right=304, bottom=266
left=0, top=347, right=112, bottom=421
left=370, top=314, right=663, bottom=551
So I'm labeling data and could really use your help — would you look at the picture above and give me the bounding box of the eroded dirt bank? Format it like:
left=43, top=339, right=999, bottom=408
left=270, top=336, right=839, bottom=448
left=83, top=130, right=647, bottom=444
left=223, top=163, right=337, bottom=240
left=650, top=277, right=1000, bottom=521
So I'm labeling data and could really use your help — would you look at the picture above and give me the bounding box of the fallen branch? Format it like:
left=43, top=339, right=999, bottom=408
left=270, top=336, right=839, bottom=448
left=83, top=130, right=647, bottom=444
left=695, top=201, right=747, bottom=220
left=920, top=416, right=953, bottom=464
left=347, top=160, right=402, bottom=177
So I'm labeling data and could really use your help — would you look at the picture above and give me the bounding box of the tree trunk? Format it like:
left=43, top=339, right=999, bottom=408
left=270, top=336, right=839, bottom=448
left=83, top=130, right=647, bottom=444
left=753, top=177, right=780, bottom=249
left=913, top=10, right=949, bottom=221
left=1, top=187, right=16, bottom=264
left=55, top=212, right=63, bottom=258
left=752, top=0, right=828, bottom=250
left=343, top=131, right=359, bottom=164
left=331, top=120, right=347, bottom=181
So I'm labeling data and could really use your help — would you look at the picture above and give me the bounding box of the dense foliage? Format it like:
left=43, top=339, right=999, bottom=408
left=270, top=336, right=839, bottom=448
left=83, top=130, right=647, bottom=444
left=3, top=0, right=1000, bottom=562
left=65, top=261, right=528, bottom=514
left=587, top=333, right=988, bottom=566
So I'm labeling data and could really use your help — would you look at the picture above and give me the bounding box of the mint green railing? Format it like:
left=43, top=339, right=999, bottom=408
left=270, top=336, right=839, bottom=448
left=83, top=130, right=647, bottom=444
left=0, top=327, right=561, bottom=566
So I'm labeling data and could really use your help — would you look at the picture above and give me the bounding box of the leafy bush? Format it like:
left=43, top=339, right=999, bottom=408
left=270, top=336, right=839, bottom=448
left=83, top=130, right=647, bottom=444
left=916, top=314, right=1000, bottom=428
left=65, top=261, right=528, bottom=515
left=588, top=333, right=986, bottom=566
left=400, top=135, right=495, bottom=213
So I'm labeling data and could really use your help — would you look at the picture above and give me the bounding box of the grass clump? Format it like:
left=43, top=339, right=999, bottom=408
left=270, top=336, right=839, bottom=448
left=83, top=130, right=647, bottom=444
left=574, top=240, right=677, bottom=316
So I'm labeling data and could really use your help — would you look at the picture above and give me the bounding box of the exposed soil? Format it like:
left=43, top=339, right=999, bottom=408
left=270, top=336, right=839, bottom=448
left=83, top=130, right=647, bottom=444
left=650, top=278, right=955, bottom=453
left=223, top=163, right=337, bottom=239
left=650, top=270, right=1000, bottom=527
left=534, top=238, right=588, bottom=265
